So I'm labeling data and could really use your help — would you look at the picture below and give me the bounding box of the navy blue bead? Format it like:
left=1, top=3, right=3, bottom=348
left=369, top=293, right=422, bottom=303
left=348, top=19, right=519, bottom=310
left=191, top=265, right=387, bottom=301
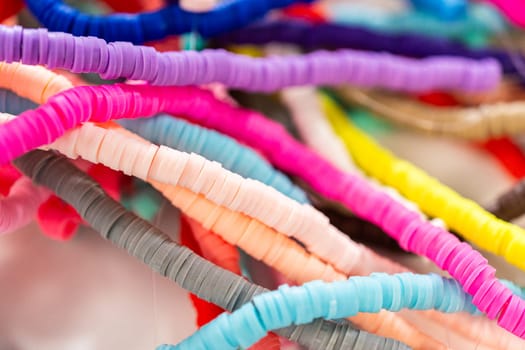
left=139, top=12, right=168, bottom=43
left=71, top=13, right=91, bottom=37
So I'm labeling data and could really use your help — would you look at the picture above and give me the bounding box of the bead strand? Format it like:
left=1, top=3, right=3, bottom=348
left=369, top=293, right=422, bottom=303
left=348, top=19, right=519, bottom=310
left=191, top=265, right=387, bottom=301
left=0, top=25, right=502, bottom=92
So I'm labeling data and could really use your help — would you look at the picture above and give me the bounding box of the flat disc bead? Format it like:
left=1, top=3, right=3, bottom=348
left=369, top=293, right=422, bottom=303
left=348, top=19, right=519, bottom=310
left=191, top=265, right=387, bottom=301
left=441, top=279, right=462, bottom=312
left=475, top=217, right=506, bottom=253
left=279, top=284, right=316, bottom=324
left=259, top=192, right=289, bottom=229
left=41, top=75, right=73, bottom=102
left=193, top=160, right=223, bottom=195
left=205, top=170, right=229, bottom=202
left=273, top=246, right=309, bottom=282
left=212, top=210, right=249, bottom=245
left=177, top=187, right=205, bottom=213
left=379, top=201, right=415, bottom=237
left=275, top=242, right=324, bottom=283
left=278, top=203, right=301, bottom=234
left=261, top=232, right=289, bottom=267
left=233, top=306, right=268, bottom=349
left=396, top=216, right=422, bottom=252
left=51, top=92, right=87, bottom=129
left=150, top=55, right=171, bottom=86
left=172, top=119, right=196, bottom=150
left=441, top=242, right=472, bottom=272
left=297, top=217, right=334, bottom=256
left=13, top=112, right=52, bottom=152
left=256, top=186, right=291, bottom=221
left=81, top=36, right=102, bottom=72
left=505, top=235, right=525, bottom=270
left=286, top=205, right=312, bottom=238
left=217, top=172, right=244, bottom=207
left=224, top=213, right=254, bottom=244
left=327, top=280, right=359, bottom=319
left=428, top=274, right=444, bottom=308
left=46, top=32, right=69, bottom=70
left=236, top=221, right=270, bottom=261
left=178, top=152, right=207, bottom=188
left=472, top=279, right=499, bottom=315
left=131, top=143, right=158, bottom=179
left=228, top=178, right=256, bottom=212
left=252, top=293, right=294, bottom=325
left=302, top=203, right=331, bottom=229
left=231, top=148, right=257, bottom=175
left=109, top=86, right=133, bottom=119
left=0, top=63, right=12, bottom=85
left=189, top=127, right=211, bottom=155
left=49, top=128, right=80, bottom=158
left=485, top=286, right=514, bottom=319
left=265, top=172, right=294, bottom=197
left=355, top=277, right=383, bottom=313
left=370, top=273, right=394, bottom=309
left=12, top=67, right=51, bottom=102
left=70, top=36, right=88, bottom=73
left=243, top=226, right=277, bottom=266
left=200, top=204, right=225, bottom=230
left=181, top=123, right=206, bottom=155
left=116, top=42, right=137, bottom=78
left=502, top=298, right=525, bottom=336
left=117, top=138, right=144, bottom=176
left=242, top=180, right=266, bottom=216
left=177, top=190, right=207, bottom=219
left=318, top=262, right=344, bottom=282
left=411, top=224, right=440, bottom=255
left=149, top=145, right=188, bottom=185
left=498, top=225, right=520, bottom=256
left=1, top=26, right=23, bottom=62
left=387, top=275, right=404, bottom=311
left=247, top=185, right=274, bottom=220
left=451, top=249, right=485, bottom=283
left=432, top=236, right=461, bottom=269
left=366, top=191, right=395, bottom=225
left=98, top=130, right=130, bottom=169
left=75, top=123, right=106, bottom=163
left=328, top=229, right=361, bottom=274
left=116, top=220, right=146, bottom=252
left=462, top=264, right=495, bottom=295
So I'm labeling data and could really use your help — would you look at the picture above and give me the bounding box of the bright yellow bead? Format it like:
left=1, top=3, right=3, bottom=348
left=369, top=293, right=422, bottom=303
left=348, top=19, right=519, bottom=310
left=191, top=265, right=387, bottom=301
left=321, top=92, right=525, bottom=271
